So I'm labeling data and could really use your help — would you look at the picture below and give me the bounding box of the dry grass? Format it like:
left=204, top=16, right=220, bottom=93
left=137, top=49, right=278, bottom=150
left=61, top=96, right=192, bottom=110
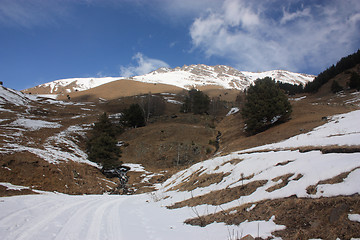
left=0, top=152, right=117, bottom=196
left=169, top=180, right=268, bottom=209
left=307, top=167, right=360, bottom=195
left=216, top=90, right=359, bottom=155
left=168, top=171, right=228, bottom=192
left=266, top=173, right=295, bottom=192
left=185, top=195, right=360, bottom=239
left=60, top=80, right=184, bottom=101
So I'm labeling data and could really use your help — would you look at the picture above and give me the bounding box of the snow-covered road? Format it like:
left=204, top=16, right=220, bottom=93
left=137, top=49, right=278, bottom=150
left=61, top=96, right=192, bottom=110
left=2, top=193, right=272, bottom=240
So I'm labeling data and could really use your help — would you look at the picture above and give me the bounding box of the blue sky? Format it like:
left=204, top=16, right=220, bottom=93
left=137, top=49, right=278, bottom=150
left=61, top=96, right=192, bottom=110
left=0, top=0, right=359, bottom=90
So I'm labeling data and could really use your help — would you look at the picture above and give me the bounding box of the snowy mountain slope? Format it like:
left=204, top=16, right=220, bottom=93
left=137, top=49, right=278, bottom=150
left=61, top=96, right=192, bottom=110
left=0, top=86, right=32, bottom=106
left=0, top=85, right=97, bottom=166
left=133, top=64, right=315, bottom=90
left=23, top=77, right=123, bottom=94
left=23, top=65, right=315, bottom=94
left=159, top=110, right=360, bottom=207
left=1, top=110, right=359, bottom=239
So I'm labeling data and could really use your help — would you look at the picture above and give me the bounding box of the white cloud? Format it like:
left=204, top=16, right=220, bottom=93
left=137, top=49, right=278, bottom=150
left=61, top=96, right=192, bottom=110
left=189, top=0, right=360, bottom=74
left=120, top=53, right=170, bottom=77
left=280, top=7, right=311, bottom=25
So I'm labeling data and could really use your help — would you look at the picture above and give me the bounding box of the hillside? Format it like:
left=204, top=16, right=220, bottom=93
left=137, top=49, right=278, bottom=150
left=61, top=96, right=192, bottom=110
left=1, top=63, right=360, bottom=239
left=0, top=89, right=359, bottom=239
left=22, top=65, right=315, bottom=100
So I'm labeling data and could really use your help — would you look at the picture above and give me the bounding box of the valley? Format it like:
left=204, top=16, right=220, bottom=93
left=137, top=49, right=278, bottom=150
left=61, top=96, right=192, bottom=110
left=1, top=63, right=360, bottom=239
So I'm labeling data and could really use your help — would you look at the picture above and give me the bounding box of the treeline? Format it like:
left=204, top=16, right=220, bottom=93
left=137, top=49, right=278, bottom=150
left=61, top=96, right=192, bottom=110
left=304, top=49, right=360, bottom=93
left=278, top=82, right=304, bottom=95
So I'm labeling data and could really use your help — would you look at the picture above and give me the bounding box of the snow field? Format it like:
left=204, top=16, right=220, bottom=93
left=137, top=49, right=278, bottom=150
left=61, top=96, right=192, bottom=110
left=0, top=193, right=285, bottom=240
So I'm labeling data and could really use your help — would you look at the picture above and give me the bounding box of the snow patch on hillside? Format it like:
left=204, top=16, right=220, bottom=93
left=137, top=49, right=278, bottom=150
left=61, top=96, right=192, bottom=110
left=0, top=86, right=30, bottom=106
left=10, top=118, right=62, bottom=131
left=158, top=110, right=360, bottom=215
left=242, top=110, right=360, bottom=152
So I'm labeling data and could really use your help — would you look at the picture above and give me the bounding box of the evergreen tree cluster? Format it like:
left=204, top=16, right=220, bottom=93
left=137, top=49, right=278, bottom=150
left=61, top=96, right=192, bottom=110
left=241, top=77, right=292, bottom=135
left=349, top=72, right=360, bottom=91
left=331, top=80, right=343, bottom=93
left=278, top=82, right=304, bottom=95
left=181, top=89, right=210, bottom=114
left=120, top=103, right=146, bottom=128
left=304, top=49, right=360, bottom=93
left=87, top=113, right=122, bottom=170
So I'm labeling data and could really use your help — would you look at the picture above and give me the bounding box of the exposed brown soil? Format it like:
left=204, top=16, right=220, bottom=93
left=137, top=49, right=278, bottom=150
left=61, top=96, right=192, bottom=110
left=266, top=173, right=295, bottom=193
left=118, top=113, right=217, bottom=170
left=0, top=185, right=38, bottom=197
left=60, top=80, right=184, bottom=101
left=0, top=152, right=117, bottom=195
left=185, top=195, right=360, bottom=240
left=167, top=172, right=230, bottom=193
left=306, top=167, right=360, bottom=195
left=169, top=180, right=268, bottom=209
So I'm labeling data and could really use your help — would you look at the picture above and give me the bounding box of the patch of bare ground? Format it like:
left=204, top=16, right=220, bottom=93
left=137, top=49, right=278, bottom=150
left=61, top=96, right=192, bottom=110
left=0, top=185, right=38, bottom=197
left=266, top=173, right=295, bottom=192
left=0, top=152, right=117, bottom=196
left=119, top=113, right=217, bottom=170
left=306, top=167, right=360, bottom=195
left=168, top=180, right=267, bottom=209
left=185, top=195, right=360, bottom=239
left=168, top=171, right=229, bottom=192
left=61, top=80, right=183, bottom=101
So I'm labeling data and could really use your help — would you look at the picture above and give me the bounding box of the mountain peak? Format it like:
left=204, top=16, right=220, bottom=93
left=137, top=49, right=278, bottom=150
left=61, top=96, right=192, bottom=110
left=23, top=64, right=315, bottom=95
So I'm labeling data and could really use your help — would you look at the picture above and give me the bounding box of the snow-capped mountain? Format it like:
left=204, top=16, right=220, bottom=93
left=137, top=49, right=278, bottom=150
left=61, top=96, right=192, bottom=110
left=134, top=64, right=314, bottom=90
left=23, top=65, right=315, bottom=94
left=23, top=77, right=123, bottom=95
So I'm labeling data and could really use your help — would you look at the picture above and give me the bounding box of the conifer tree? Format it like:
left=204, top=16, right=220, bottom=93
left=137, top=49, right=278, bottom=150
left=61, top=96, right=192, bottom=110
left=181, top=89, right=210, bottom=114
left=241, top=77, right=292, bottom=135
left=120, top=103, right=146, bottom=128
left=87, top=113, right=122, bottom=169
left=349, top=72, right=360, bottom=91
left=331, top=80, right=343, bottom=93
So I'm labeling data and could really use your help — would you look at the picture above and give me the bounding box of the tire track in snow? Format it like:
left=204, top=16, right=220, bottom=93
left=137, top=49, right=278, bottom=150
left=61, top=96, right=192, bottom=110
left=5, top=196, right=102, bottom=240
left=103, top=197, right=125, bottom=240
left=52, top=196, right=112, bottom=240
left=0, top=198, right=55, bottom=225
left=85, top=197, right=126, bottom=240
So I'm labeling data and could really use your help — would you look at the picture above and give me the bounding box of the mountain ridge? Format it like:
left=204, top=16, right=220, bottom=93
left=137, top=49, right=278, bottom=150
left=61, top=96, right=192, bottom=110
left=23, top=64, right=315, bottom=95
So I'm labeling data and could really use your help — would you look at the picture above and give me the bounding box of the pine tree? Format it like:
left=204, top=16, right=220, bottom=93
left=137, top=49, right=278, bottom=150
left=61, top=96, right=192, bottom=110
left=349, top=72, right=360, bottom=91
left=120, top=103, right=146, bottom=128
left=181, top=89, right=210, bottom=114
left=241, top=77, right=292, bottom=135
left=87, top=113, right=122, bottom=169
left=331, top=80, right=343, bottom=93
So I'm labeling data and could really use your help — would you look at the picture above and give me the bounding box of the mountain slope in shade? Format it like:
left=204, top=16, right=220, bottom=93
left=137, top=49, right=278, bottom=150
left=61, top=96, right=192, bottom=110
left=23, top=64, right=315, bottom=94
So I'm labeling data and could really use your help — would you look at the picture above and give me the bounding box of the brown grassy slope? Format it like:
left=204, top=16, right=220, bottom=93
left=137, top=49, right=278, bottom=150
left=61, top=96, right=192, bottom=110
left=59, top=80, right=184, bottom=101
left=166, top=72, right=360, bottom=239
left=216, top=91, right=359, bottom=155
left=118, top=113, right=217, bottom=170
left=0, top=100, right=121, bottom=196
